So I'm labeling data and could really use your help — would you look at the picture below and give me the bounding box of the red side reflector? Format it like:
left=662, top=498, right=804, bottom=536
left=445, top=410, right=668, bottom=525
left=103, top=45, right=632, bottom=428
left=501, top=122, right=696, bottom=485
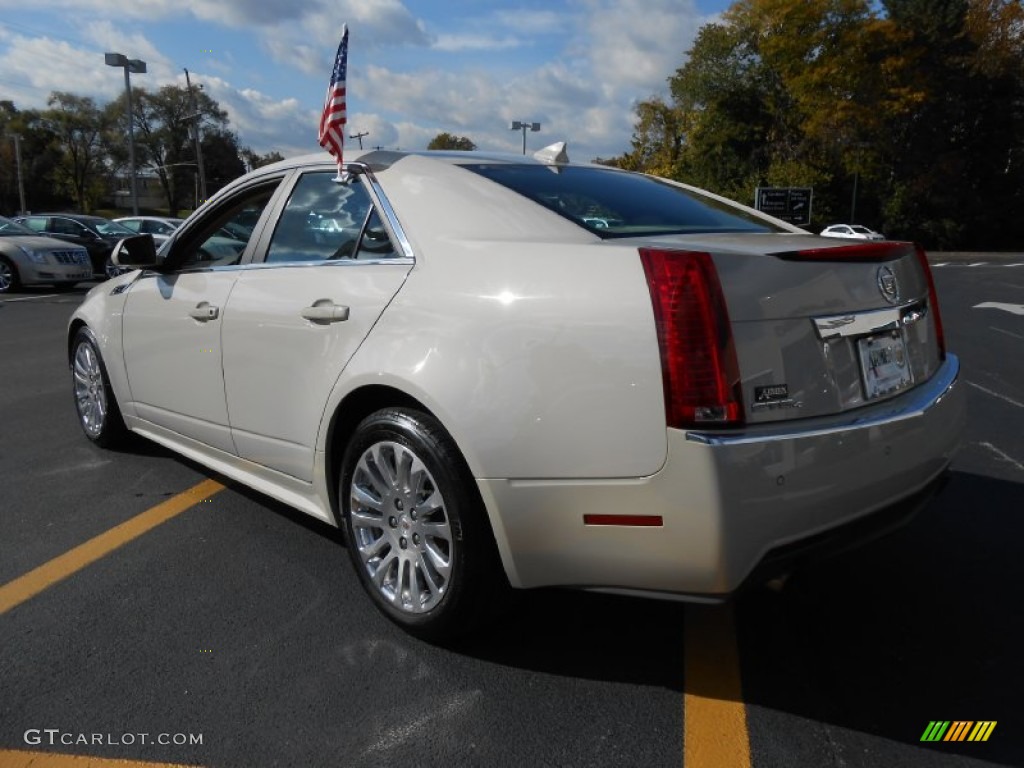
left=772, top=242, right=915, bottom=262
left=583, top=514, right=663, bottom=527
left=639, top=249, right=743, bottom=428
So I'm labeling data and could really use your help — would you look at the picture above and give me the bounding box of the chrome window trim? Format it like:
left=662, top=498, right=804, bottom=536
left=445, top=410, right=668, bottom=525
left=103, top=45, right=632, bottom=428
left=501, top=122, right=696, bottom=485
left=687, top=354, right=959, bottom=447
left=356, top=165, right=415, bottom=260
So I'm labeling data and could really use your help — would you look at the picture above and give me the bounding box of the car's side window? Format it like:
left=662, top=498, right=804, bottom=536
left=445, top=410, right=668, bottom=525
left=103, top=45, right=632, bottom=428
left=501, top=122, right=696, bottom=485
left=20, top=217, right=46, bottom=233
left=172, top=184, right=279, bottom=271
left=355, top=209, right=399, bottom=260
left=51, top=218, right=82, bottom=236
left=121, top=220, right=141, bottom=233
left=265, top=172, right=398, bottom=263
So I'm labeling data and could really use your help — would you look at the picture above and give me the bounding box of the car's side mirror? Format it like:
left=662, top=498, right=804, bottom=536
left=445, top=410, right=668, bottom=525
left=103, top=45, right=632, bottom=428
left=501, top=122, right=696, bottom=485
left=112, top=234, right=160, bottom=269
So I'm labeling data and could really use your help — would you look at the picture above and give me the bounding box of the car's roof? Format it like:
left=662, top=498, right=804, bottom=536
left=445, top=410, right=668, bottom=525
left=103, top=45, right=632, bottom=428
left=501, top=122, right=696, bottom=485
left=252, top=146, right=594, bottom=177
left=115, top=216, right=183, bottom=222
left=25, top=212, right=111, bottom=222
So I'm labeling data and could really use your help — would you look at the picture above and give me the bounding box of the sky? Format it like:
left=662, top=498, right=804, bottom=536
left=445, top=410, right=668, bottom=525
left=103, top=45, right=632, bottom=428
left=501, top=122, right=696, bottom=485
left=0, top=0, right=730, bottom=162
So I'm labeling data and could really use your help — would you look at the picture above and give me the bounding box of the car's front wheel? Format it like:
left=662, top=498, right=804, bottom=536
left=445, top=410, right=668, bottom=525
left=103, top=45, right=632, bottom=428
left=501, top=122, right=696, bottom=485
left=340, top=408, right=504, bottom=642
left=0, top=257, right=20, bottom=293
left=71, top=327, right=128, bottom=447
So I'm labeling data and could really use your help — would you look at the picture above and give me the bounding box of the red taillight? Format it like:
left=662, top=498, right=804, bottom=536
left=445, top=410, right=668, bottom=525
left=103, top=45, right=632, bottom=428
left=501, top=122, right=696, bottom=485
left=639, top=248, right=743, bottom=428
left=914, top=244, right=946, bottom=360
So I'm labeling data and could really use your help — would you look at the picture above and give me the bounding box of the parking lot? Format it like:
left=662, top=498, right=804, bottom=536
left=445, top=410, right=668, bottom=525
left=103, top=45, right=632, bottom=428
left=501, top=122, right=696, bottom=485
left=1, top=256, right=1022, bottom=767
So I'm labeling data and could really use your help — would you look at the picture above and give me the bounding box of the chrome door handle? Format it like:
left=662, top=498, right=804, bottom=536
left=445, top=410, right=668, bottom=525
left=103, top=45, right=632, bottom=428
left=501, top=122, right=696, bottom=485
left=189, top=303, right=219, bottom=321
left=301, top=303, right=350, bottom=324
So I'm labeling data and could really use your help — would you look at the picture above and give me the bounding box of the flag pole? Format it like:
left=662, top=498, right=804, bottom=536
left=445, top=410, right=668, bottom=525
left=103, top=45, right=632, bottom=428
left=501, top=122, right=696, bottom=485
left=318, top=24, right=350, bottom=182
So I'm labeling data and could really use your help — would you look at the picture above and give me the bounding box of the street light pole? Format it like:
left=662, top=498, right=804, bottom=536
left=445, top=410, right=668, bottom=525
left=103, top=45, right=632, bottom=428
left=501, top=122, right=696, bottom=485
left=510, top=120, right=541, bottom=155
left=105, top=53, right=146, bottom=216
left=183, top=69, right=208, bottom=205
left=9, top=134, right=26, bottom=214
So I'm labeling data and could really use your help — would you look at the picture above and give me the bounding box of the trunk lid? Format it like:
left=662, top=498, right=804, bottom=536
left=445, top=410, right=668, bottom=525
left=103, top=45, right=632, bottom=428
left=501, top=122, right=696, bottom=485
left=634, top=234, right=944, bottom=425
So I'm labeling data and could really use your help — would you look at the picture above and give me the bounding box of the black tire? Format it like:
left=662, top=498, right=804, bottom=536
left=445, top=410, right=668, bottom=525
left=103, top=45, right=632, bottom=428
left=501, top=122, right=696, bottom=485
left=340, top=408, right=505, bottom=642
left=0, top=257, right=20, bottom=294
left=70, top=327, right=129, bottom=448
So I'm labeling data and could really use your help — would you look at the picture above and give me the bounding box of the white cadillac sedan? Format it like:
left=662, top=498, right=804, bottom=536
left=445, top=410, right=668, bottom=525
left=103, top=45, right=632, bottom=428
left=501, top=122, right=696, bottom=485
left=68, top=147, right=964, bottom=640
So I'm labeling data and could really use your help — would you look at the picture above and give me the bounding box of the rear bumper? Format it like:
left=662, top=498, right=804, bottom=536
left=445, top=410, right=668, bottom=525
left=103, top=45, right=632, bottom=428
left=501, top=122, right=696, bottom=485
left=479, top=354, right=964, bottom=595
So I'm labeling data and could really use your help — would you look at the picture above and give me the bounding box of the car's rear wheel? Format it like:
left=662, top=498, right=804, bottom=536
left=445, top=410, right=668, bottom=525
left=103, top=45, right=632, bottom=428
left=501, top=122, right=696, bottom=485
left=0, top=257, right=20, bottom=293
left=340, top=408, right=504, bottom=642
left=71, top=327, right=128, bottom=447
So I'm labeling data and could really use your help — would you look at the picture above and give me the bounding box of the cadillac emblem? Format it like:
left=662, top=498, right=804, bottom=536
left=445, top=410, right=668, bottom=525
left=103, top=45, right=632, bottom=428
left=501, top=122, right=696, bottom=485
left=877, top=265, right=900, bottom=304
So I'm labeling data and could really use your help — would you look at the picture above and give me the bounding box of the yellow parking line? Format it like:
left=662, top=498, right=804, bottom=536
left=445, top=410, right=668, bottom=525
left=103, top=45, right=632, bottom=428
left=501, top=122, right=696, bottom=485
left=0, top=479, right=225, bottom=616
left=684, top=604, right=752, bottom=767
left=0, top=748, right=199, bottom=767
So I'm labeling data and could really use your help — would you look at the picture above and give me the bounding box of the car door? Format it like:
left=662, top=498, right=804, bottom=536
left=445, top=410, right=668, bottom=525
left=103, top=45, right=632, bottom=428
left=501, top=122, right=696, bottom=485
left=120, top=178, right=286, bottom=454
left=221, top=170, right=414, bottom=482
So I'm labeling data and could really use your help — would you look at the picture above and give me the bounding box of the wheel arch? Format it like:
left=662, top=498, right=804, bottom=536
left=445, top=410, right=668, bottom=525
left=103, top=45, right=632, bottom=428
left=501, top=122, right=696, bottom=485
left=67, top=318, right=89, bottom=364
left=323, top=383, right=516, bottom=587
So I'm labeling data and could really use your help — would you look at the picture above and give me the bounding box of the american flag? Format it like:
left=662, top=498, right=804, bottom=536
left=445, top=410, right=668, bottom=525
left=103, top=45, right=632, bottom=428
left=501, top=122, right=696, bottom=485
left=318, top=24, right=348, bottom=174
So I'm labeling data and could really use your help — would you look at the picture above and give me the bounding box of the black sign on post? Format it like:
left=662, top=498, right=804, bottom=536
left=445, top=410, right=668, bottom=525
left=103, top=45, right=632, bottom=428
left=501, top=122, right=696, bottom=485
left=754, top=187, right=813, bottom=226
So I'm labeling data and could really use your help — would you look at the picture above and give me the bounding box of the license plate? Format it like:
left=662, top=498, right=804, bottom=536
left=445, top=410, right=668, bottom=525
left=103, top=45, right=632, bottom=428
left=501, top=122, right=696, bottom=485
left=858, top=330, right=913, bottom=399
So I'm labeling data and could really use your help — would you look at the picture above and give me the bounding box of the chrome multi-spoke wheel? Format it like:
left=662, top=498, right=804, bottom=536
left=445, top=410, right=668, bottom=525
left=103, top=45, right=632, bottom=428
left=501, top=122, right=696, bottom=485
left=0, top=258, right=17, bottom=293
left=70, top=328, right=127, bottom=447
left=341, top=408, right=505, bottom=641
left=73, top=340, right=108, bottom=437
left=350, top=440, right=454, bottom=613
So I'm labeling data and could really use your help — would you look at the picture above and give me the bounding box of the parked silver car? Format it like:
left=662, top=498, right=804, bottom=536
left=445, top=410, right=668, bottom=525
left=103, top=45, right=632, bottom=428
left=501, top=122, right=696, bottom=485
left=0, top=216, right=92, bottom=293
left=68, top=147, right=964, bottom=640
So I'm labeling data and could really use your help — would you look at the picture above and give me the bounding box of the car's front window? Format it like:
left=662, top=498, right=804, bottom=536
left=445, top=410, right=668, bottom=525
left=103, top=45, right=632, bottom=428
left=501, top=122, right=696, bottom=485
left=94, top=220, right=135, bottom=236
left=171, top=183, right=279, bottom=271
left=463, top=164, right=786, bottom=238
left=119, top=219, right=142, bottom=232
left=0, top=217, right=36, bottom=236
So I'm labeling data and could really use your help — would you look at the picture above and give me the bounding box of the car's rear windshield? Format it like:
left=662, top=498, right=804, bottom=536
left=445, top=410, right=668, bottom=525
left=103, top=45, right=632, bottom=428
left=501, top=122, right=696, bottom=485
left=463, top=164, right=785, bottom=238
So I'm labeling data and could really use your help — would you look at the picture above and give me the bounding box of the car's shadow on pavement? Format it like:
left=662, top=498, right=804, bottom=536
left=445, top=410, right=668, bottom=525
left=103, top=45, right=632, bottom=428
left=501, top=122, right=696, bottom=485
left=181, top=454, right=1022, bottom=765
left=733, top=469, right=1023, bottom=765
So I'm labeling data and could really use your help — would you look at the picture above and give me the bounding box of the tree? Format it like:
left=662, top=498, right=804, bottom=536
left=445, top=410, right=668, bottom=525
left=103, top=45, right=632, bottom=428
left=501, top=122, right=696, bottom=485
left=427, top=132, right=476, bottom=151
left=40, top=92, right=111, bottom=212
left=109, top=84, right=232, bottom=216
left=613, top=0, right=1024, bottom=247
left=241, top=148, right=285, bottom=170
left=201, top=128, right=246, bottom=196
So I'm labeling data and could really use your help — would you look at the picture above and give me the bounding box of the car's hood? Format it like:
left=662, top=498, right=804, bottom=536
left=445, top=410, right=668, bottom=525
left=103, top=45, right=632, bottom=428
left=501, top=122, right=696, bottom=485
left=0, top=234, right=88, bottom=251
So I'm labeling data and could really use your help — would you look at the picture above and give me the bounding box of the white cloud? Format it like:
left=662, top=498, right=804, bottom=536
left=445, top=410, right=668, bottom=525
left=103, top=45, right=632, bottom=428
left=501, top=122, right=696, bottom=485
left=0, top=0, right=714, bottom=161
left=433, top=34, right=523, bottom=52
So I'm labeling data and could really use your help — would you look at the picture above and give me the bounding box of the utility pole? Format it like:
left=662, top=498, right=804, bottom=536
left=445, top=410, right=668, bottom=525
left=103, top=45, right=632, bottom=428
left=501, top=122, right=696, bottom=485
left=184, top=68, right=208, bottom=205
left=105, top=53, right=146, bottom=215
left=9, top=134, right=26, bottom=214
left=350, top=131, right=368, bottom=150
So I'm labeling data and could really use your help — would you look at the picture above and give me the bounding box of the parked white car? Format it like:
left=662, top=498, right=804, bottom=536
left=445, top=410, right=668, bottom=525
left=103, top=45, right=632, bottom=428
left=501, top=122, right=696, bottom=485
left=68, top=148, right=964, bottom=640
left=821, top=224, right=886, bottom=240
left=0, top=216, right=92, bottom=293
left=114, top=216, right=185, bottom=246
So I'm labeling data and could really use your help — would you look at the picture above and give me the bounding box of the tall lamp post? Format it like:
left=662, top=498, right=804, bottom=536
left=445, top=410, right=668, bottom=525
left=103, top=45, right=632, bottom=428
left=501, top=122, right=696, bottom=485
left=183, top=69, right=208, bottom=205
left=6, top=134, right=26, bottom=214
left=105, top=53, right=146, bottom=215
left=510, top=120, right=540, bottom=155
